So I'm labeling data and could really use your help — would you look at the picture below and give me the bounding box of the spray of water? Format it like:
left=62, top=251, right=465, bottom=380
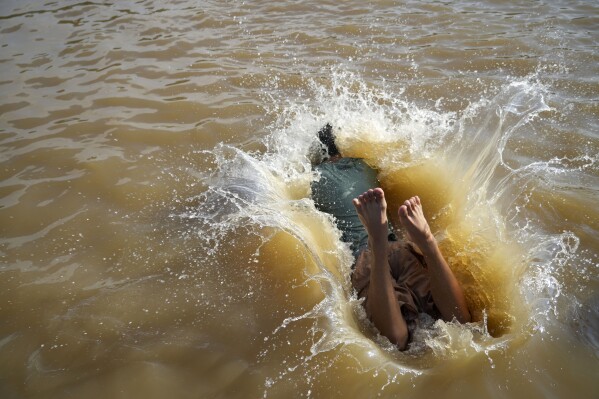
left=185, top=68, right=591, bottom=388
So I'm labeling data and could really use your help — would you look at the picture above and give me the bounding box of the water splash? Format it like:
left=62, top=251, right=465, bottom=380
left=187, top=67, right=590, bottom=388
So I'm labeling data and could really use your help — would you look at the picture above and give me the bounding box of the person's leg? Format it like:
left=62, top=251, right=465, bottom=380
left=398, top=196, right=471, bottom=323
left=353, top=188, right=409, bottom=349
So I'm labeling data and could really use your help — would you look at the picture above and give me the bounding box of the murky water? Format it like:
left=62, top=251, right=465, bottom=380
left=1, top=0, right=598, bottom=398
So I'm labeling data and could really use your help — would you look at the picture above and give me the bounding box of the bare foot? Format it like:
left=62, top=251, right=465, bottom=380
left=398, top=196, right=434, bottom=251
left=352, top=188, right=388, bottom=243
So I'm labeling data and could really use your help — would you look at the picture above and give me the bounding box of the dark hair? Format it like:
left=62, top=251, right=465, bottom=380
left=317, top=123, right=340, bottom=157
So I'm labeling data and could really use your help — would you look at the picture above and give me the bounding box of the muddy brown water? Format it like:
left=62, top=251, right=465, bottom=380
left=1, top=1, right=598, bottom=398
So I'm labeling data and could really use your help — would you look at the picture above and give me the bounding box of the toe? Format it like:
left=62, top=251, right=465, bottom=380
left=398, top=204, right=408, bottom=218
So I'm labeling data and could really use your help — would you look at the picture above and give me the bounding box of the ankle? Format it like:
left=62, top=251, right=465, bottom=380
left=418, top=234, right=439, bottom=256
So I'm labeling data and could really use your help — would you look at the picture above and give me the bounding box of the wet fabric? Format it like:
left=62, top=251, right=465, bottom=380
left=311, top=157, right=393, bottom=257
left=351, top=241, right=441, bottom=330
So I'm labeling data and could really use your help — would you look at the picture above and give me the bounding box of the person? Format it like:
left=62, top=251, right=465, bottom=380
left=311, top=124, right=471, bottom=350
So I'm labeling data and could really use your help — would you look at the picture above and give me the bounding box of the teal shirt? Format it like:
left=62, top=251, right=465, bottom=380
left=311, top=158, right=394, bottom=257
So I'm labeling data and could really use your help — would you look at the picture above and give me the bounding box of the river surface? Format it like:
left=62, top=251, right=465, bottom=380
left=1, top=1, right=598, bottom=398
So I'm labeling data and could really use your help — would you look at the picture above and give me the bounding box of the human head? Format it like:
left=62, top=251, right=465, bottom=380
left=317, top=123, right=340, bottom=157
